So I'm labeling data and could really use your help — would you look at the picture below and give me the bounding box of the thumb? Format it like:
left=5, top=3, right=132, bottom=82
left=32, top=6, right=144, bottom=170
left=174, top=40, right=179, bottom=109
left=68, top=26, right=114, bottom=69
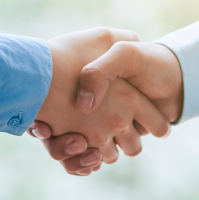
left=27, top=120, right=52, bottom=139
left=76, top=41, right=137, bottom=113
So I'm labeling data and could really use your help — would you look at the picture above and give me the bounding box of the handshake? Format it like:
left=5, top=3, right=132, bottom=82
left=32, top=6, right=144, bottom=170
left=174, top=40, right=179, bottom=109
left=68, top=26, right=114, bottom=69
left=27, top=27, right=183, bottom=176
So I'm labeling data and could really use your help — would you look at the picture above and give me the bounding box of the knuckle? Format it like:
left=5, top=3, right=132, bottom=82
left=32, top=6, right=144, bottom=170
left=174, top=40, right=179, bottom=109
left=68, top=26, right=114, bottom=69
left=107, top=113, right=129, bottom=133
left=113, top=41, right=131, bottom=52
left=119, top=121, right=130, bottom=133
left=113, top=41, right=128, bottom=51
left=66, top=134, right=84, bottom=144
left=119, top=127, right=132, bottom=140
left=94, top=135, right=110, bottom=146
left=97, top=26, right=115, bottom=45
left=66, top=134, right=79, bottom=142
left=113, top=41, right=139, bottom=58
left=80, top=64, right=102, bottom=83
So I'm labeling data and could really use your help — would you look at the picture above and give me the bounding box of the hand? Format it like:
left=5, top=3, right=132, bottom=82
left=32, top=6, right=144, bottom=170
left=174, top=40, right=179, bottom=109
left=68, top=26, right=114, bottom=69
left=35, top=29, right=170, bottom=175
left=27, top=27, right=141, bottom=176
left=76, top=42, right=183, bottom=123
left=27, top=120, right=102, bottom=176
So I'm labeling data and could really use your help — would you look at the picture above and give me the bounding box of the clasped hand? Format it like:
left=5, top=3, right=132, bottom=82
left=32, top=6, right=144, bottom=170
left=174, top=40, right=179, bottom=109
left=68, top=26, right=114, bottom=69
left=27, top=27, right=183, bottom=176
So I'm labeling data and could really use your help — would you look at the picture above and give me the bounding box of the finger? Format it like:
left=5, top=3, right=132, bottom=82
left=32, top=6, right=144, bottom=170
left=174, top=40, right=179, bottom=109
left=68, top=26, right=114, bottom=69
left=60, top=148, right=102, bottom=173
left=68, top=163, right=102, bottom=176
left=109, top=28, right=139, bottom=42
left=26, top=120, right=52, bottom=139
left=93, top=162, right=102, bottom=171
left=83, top=27, right=139, bottom=47
left=76, top=42, right=182, bottom=122
left=41, top=133, right=88, bottom=160
left=65, top=168, right=93, bottom=176
left=76, top=41, right=138, bottom=113
left=133, top=92, right=171, bottom=138
left=133, top=120, right=149, bottom=136
left=99, top=140, right=119, bottom=164
left=75, top=168, right=93, bottom=176
left=114, top=126, right=142, bottom=157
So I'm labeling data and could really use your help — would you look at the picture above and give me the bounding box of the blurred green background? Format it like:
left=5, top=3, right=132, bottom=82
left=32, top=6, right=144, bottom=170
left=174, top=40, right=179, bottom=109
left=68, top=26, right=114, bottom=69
left=0, top=0, right=199, bottom=199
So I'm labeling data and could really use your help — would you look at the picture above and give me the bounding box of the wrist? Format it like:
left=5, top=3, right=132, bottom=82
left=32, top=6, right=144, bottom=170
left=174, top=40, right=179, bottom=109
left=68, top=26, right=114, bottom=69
left=128, top=42, right=183, bottom=122
left=157, top=44, right=183, bottom=122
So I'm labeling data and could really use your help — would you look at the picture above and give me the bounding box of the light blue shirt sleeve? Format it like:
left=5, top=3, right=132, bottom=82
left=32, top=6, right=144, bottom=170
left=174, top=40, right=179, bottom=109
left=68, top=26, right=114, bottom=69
left=154, top=21, right=199, bottom=123
left=0, top=34, right=52, bottom=136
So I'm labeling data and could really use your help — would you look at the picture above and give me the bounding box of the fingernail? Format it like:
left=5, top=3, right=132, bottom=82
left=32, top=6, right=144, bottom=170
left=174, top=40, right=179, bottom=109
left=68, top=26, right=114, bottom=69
left=162, top=124, right=171, bottom=139
left=76, top=89, right=94, bottom=112
left=32, top=129, right=45, bottom=139
left=76, top=168, right=93, bottom=176
left=80, top=152, right=98, bottom=166
left=66, top=141, right=84, bottom=155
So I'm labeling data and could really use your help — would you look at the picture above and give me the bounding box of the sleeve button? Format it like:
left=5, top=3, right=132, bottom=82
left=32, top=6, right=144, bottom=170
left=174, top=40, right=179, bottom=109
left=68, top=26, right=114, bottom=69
left=7, top=112, right=23, bottom=127
left=8, top=118, right=21, bottom=126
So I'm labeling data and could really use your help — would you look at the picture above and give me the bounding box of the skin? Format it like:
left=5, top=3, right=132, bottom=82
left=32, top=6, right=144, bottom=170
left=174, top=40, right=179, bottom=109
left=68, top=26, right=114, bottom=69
left=33, top=29, right=170, bottom=176
left=27, top=27, right=140, bottom=175
left=27, top=29, right=182, bottom=176
left=76, top=42, right=183, bottom=124
left=74, top=41, right=183, bottom=175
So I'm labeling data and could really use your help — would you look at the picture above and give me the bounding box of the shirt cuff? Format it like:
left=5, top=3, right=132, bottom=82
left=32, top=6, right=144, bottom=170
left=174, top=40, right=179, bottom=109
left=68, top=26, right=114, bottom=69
left=0, top=34, right=52, bottom=136
left=154, top=21, right=199, bottom=124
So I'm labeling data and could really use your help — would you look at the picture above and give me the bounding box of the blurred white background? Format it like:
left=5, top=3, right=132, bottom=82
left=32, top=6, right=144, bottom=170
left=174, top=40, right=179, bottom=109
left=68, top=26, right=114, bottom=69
left=0, top=0, right=199, bottom=199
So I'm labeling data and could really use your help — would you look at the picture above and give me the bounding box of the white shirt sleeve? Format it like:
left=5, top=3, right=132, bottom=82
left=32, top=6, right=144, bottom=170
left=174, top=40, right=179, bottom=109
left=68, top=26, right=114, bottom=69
left=154, top=21, right=199, bottom=123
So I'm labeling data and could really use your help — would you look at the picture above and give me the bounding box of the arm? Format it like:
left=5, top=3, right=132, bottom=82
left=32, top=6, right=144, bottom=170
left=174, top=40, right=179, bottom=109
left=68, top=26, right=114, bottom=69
left=0, top=34, right=89, bottom=174
left=0, top=29, right=142, bottom=176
